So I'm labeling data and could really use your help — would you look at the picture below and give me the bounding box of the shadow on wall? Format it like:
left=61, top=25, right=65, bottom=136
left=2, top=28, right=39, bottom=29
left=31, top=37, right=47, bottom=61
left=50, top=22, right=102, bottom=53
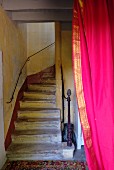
left=27, top=23, right=55, bottom=76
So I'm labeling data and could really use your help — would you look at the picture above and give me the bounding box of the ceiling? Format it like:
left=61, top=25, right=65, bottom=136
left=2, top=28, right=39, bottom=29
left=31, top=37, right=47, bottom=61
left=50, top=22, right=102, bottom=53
left=1, top=0, right=74, bottom=22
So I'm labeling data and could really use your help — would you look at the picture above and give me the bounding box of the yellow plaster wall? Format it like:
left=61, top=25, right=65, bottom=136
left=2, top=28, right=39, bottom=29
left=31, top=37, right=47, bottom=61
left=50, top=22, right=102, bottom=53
left=61, top=31, right=76, bottom=124
left=0, top=7, right=27, bottom=137
left=27, top=23, right=55, bottom=75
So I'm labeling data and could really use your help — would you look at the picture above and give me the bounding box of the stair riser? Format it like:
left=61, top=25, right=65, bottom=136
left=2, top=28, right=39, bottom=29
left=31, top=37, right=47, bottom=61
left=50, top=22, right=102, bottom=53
left=24, top=93, right=55, bottom=100
left=7, top=154, right=63, bottom=161
left=15, top=122, right=60, bottom=130
left=20, top=102, right=56, bottom=109
left=12, top=135, right=61, bottom=144
left=42, top=74, right=55, bottom=78
left=7, top=149, right=61, bottom=155
left=28, top=85, right=56, bottom=92
left=18, top=113, right=60, bottom=119
left=39, top=80, right=56, bottom=84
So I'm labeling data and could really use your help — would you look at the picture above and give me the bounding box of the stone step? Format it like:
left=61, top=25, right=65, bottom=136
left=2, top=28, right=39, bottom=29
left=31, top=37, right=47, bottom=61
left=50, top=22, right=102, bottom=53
left=12, top=129, right=61, bottom=144
left=7, top=143, right=63, bottom=160
left=38, top=79, right=56, bottom=84
left=20, top=99, right=56, bottom=109
left=42, top=73, right=55, bottom=78
left=24, top=91, right=56, bottom=100
left=28, top=84, right=56, bottom=92
left=28, top=83, right=56, bottom=87
left=18, top=108, right=60, bottom=119
left=15, top=118, right=60, bottom=130
left=22, top=98, right=56, bottom=103
left=25, top=90, right=55, bottom=95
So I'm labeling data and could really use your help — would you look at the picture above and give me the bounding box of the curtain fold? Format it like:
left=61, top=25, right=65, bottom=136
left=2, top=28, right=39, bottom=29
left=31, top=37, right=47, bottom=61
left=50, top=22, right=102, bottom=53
left=72, top=0, right=114, bottom=169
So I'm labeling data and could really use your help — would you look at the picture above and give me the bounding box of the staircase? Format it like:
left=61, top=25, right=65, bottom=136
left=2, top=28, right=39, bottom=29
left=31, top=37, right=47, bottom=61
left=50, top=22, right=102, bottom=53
left=6, top=71, right=74, bottom=160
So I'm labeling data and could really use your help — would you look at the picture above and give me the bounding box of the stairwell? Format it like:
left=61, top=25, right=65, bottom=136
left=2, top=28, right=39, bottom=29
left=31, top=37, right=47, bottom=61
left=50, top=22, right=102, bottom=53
left=6, top=70, right=74, bottom=160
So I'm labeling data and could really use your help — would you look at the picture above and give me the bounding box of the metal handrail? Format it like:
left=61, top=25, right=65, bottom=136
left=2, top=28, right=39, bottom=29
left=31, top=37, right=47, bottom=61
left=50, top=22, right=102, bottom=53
left=7, top=42, right=55, bottom=103
left=64, top=89, right=72, bottom=146
left=67, top=89, right=72, bottom=146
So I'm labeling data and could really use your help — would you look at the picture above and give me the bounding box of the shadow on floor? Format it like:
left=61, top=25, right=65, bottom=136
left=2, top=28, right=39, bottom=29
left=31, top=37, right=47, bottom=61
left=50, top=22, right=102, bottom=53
left=73, top=145, right=86, bottom=162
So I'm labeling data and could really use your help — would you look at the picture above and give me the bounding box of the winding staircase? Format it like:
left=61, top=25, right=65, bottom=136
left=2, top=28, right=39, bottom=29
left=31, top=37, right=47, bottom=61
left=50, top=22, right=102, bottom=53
left=6, top=67, right=74, bottom=160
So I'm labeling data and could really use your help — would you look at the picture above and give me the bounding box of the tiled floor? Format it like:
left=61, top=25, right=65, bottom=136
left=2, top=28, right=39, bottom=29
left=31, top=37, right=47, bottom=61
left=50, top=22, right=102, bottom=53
left=73, top=145, right=86, bottom=161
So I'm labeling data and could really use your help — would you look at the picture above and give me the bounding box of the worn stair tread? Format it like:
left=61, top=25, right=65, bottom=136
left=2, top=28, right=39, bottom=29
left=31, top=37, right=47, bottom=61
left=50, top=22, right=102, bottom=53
left=41, top=77, right=55, bottom=79
left=7, top=143, right=62, bottom=154
left=25, top=90, right=55, bottom=94
left=37, top=79, right=56, bottom=85
left=28, top=85, right=56, bottom=90
left=7, top=155, right=63, bottom=161
left=18, top=108, right=60, bottom=115
left=42, top=75, right=55, bottom=78
left=18, top=108, right=60, bottom=117
left=16, top=117, right=60, bottom=122
left=18, top=111, right=60, bottom=119
left=18, top=108, right=60, bottom=119
left=20, top=100, right=56, bottom=108
left=24, top=91, right=55, bottom=94
left=35, top=77, right=56, bottom=81
left=28, top=83, right=56, bottom=86
left=15, top=118, right=60, bottom=130
left=21, top=98, right=55, bottom=102
left=28, top=84, right=56, bottom=87
left=18, top=108, right=60, bottom=112
left=24, top=91, right=55, bottom=97
left=13, top=129, right=60, bottom=136
left=20, top=101, right=56, bottom=108
left=27, top=88, right=55, bottom=91
left=28, top=78, right=56, bottom=86
left=24, top=91, right=55, bottom=96
left=15, top=117, right=60, bottom=130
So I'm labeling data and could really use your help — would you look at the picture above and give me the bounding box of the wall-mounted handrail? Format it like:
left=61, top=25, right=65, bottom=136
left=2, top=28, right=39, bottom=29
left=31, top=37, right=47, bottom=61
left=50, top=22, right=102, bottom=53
left=7, top=42, right=55, bottom=103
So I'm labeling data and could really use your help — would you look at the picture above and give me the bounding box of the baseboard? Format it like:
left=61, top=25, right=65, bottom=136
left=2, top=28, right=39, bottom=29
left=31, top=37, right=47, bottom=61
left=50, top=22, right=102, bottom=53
left=5, top=79, right=27, bottom=150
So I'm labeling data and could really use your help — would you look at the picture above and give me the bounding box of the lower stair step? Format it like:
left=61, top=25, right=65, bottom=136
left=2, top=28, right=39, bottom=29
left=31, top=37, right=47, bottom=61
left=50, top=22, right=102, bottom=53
left=28, top=84, right=56, bottom=92
left=15, top=118, right=60, bottom=130
left=24, top=92, right=55, bottom=100
left=12, top=129, right=61, bottom=144
left=38, top=79, right=56, bottom=84
left=42, top=73, right=55, bottom=78
left=18, top=108, right=60, bottom=119
left=7, top=143, right=63, bottom=160
left=20, top=99, right=56, bottom=109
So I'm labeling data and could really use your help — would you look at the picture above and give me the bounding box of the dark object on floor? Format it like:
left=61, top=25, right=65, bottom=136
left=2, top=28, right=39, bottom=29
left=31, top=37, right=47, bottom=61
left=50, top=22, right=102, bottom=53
left=62, top=123, right=77, bottom=150
left=2, top=160, right=88, bottom=170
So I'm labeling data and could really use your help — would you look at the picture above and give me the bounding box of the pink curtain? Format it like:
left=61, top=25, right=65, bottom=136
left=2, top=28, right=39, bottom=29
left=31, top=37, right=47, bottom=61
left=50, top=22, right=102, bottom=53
left=72, top=0, right=114, bottom=169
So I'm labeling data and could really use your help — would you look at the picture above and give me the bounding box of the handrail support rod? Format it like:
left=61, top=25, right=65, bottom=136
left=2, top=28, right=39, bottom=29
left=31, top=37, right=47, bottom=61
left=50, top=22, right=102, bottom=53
left=67, top=89, right=72, bottom=147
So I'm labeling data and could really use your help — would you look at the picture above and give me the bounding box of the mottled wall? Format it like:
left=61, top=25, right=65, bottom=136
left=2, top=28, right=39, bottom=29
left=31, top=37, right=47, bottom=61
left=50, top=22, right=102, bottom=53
left=0, top=51, right=6, bottom=169
left=27, top=23, right=55, bottom=75
left=0, top=7, right=27, bottom=137
left=61, top=31, right=75, bottom=123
